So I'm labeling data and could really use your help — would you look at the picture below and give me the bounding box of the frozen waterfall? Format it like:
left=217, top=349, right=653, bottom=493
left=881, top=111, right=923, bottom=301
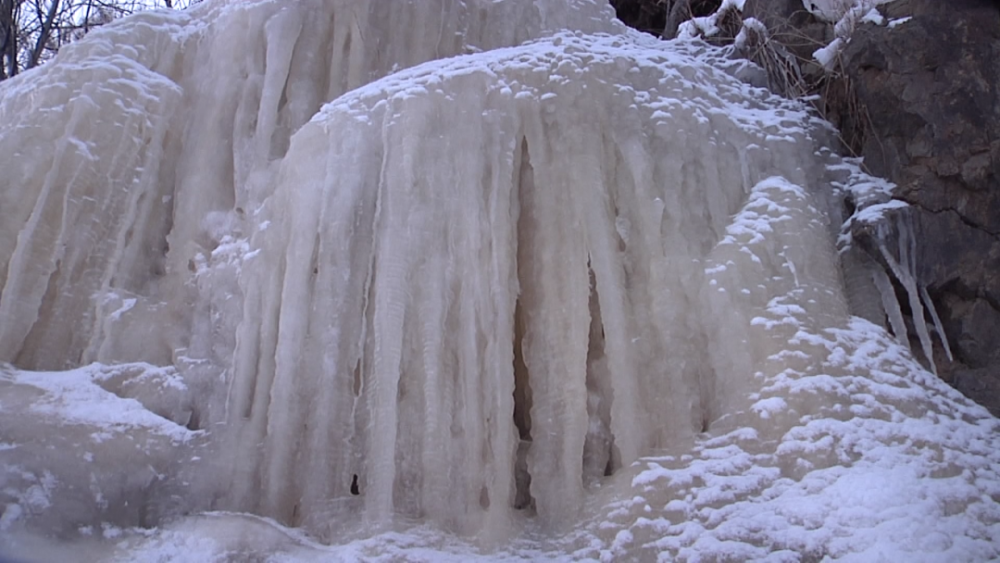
left=1, top=0, right=998, bottom=561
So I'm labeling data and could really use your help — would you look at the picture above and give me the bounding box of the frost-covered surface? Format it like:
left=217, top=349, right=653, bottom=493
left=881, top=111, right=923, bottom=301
left=4, top=363, right=192, bottom=438
left=569, top=177, right=1000, bottom=561
left=0, top=362, right=200, bottom=555
left=1, top=0, right=998, bottom=561
left=585, top=314, right=1000, bottom=561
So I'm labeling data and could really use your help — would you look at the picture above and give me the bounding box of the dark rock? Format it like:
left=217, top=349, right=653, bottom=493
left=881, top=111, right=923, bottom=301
left=836, top=0, right=1000, bottom=414
left=609, top=0, right=668, bottom=37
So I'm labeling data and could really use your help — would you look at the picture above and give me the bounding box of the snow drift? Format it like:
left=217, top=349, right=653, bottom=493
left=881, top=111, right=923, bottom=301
left=1, top=0, right=998, bottom=560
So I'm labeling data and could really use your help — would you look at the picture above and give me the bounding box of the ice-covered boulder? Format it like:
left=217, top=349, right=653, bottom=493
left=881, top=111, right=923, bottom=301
left=1, top=0, right=998, bottom=560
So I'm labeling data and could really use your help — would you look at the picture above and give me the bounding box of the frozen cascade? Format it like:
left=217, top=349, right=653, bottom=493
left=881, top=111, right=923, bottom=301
left=0, top=0, right=616, bottom=374
left=223, top=33, right=859, bottom=536
left=1, top=0, right=999, bottom=560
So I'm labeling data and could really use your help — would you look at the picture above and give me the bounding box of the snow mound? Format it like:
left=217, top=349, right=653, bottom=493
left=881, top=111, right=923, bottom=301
left=0, top=362, right=199, bottom=547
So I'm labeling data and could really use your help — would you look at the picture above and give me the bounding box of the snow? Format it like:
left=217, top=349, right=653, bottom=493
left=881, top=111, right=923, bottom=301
left=888, top=16, right=912, bottom=28
left=851, top=198, right=909, bottom=225
left=677, top=0, right=746, bottom=40
left=8, top=365, right=192, bottom=440
left=799, top=1, right=908, bottom=67
left=0, top=0, right=997, bottom=561
left=673, top=0, right=907, bottom=70
left=588, top=315, right=1000, bottom=561
left=861, top=8, right=886, bottom=25
left=813, top=37, right=844, bottom=70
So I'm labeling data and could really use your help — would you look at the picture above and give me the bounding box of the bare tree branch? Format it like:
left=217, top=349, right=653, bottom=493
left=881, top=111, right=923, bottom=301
left=26, top=0, right=56, bottom=68
left=0, top=0, right=196, bottom=81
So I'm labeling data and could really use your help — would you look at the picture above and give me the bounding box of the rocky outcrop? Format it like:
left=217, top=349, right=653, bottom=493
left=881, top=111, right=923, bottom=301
left=836, top=0, right=1000, bottom=414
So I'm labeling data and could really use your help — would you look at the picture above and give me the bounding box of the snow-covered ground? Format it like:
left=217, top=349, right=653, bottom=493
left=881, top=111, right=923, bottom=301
left=5, top=325, right=999, bottom=562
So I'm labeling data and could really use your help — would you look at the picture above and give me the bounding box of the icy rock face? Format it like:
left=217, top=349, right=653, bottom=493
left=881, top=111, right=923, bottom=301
left=222, top=31, right=848, bottom=538
left=2, top=0, right=999, bottom=559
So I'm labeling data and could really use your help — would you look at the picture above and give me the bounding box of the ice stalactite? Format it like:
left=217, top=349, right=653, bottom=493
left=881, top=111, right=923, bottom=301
left=922, top=284, right=953, bottom=362
left=832, top=156, right=953, bottom=374
left=874, top=210, right=951, bottom=373
left=873, top=265, right=910, bottom=348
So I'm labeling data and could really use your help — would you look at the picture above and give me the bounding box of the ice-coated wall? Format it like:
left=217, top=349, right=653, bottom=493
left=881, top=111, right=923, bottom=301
left=0, top=0, right=620, bottom=372
left=3, top=0, right=998, bottom=558
left=219, top=30, right=850, bottom=538
left=0, top=0, right=847, bottom=538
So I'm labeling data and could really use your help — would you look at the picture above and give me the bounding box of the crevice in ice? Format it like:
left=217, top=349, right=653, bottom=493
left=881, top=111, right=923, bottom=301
left=15, top=258, right=65, bottom=368
left=583, top=265, right=617, bottom=486
left=512, top=137, right=535, bottom=514
left=512, top=296, right=533, bottom=442
left=352, top=359, right=362, bottom=397
left=186, top=407, right=200, bottom=432
left=514, top=440, right=534, bottom=512
left=479, top=485, right=490, bottom=510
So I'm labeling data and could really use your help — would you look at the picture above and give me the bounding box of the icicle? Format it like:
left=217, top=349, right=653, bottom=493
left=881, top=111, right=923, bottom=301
left=872, top=267, right=908, bottom=347
left=920, top=285, right=953, bottom=363
left=581, top=135, right=641, bottom=471
left=255, top=8, right=304, bottom=162
left=877, top=216, right=936, bottom=373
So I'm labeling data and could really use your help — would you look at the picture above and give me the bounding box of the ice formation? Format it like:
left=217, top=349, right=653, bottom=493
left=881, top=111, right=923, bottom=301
left=1, top=0, right=998, bottom=560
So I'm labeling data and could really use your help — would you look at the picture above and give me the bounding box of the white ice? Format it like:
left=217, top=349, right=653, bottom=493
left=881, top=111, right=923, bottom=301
left=0, top=0, right=997, bottom=561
